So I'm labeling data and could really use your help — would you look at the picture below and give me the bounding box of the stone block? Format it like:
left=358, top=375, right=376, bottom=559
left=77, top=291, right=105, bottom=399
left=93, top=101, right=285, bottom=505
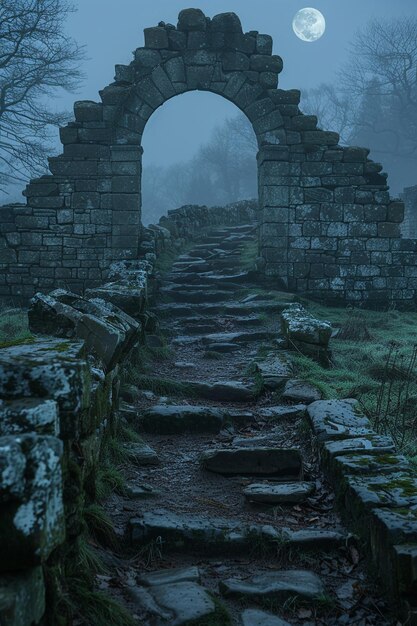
left=168, top=29, right=187, bottom=50
left=221, top=51, right=249, bottom=71
left=256, top=34, right=273, bottom=55
left=250, top=55, right=283, bottom=73
left=0, top=434, right=64, bottom=570
left=187, top=31, right=208, bottom=49
left=0, top=339, right=89, bottom=440
left=211, top=12, right=242, bottom=33
left=144, top=27, right=168, bottom=49
left=164, top=57, right=186, bottom=82
left=178, top=8, right=207, bottom=31
left=343, top=147, right=370, bottom=162
left=0, top=567, right=45, bottom=626
left=260, top=72, right=278, bottom=89
left=378, top=222, right=401, bottom=237
left=151, top=65, right=175, bottom=98
left=74, top=100, right=103, bottom=122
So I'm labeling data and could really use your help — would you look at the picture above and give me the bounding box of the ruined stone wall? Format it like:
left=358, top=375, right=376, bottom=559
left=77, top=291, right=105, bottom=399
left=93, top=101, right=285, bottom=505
left=258, top=142, right=417, bottom=308
left=0, top=7, right=416, bottom=307
left=401, top=185, right=417, bottom=239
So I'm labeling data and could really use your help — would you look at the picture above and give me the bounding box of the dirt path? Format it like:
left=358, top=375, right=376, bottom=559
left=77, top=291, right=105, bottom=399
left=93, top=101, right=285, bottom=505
left=104, top=225, right=397, bottom=626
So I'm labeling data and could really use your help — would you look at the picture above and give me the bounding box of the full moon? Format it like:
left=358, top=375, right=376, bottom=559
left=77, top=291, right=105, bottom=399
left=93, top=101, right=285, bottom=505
left=292, top=8, right=326, bottom=42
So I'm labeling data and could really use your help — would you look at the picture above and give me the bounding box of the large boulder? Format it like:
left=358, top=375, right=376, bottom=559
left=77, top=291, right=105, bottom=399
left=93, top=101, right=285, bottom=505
left=177, top=8, right=207, bottom=31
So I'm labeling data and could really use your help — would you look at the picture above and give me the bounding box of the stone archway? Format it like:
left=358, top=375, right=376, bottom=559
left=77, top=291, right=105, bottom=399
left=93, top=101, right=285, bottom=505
left=22, top=8, right=290, bottom=293
left=5, top=8, right=412, bottom=306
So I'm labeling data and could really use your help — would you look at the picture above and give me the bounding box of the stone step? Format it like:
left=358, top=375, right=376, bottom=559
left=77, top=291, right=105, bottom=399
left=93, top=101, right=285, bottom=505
left=258, top=404, right=307, bottom=420
left=129, top=511, right=346, bottom=555
left=140, top=405, right=226, bottom=434
left=130, top=580, right=216, bottom=625
left=241, top=609, right=291, bottom=626
left=200, top=447, right=302, bottom=477
left=165, top=271, right=258, bottom=285
left=135, top=377, right=257, bottom=402
left=155, top=300, right=294, bottom=318
left=162, top=280, right=243, bottom=291
left=175, top=323, right=221, bottom=335
left=160, top=289, right=234, bottom=303
left=219, top=570, right=325, bottom=603
left=202, top=331, right=276, bottom=345
left=244, top=481, right=316, bottom=504
left=281, top=379, right=322, bottom=404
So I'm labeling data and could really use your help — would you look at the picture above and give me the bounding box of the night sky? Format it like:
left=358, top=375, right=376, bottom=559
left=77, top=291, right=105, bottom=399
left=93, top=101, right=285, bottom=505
left=58, top=0, right=417, bottom=168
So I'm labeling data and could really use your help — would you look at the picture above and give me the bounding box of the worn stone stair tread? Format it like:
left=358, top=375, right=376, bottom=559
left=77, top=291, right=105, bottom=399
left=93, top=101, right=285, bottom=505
left=205, top=343, right=241, bottom=353
left=125, top=483, right=161, bottom=499
left=154, top=301, right=291, bottom=317
left=244, top=481, right=316, bottom=504
left=200, top=447, right=302, bottom=477
left=189, top=380, right=256, bottom=402
left=138, top=566, right=200, bottom=587
left=160, top=289, right=234, bottom=303
left=281, top=379, right=322, bottom=404
left=202, top=331, right=276, bottom=345
left=332, top=452, right=410, bottom=478
left=241, top=609, right=291, bottom=626
left=307, top=399, right=374, bottom=442
left=140, top=405, right=225, bottom=434
left=130, top=581, right=215, bottom=625
left=321, top=435, right=395, bottom=466
left=123, top=442, right=160, bottom=466
left=219, top=570, right=325, bottom=601
left=258, top=404, right=307, bottom=420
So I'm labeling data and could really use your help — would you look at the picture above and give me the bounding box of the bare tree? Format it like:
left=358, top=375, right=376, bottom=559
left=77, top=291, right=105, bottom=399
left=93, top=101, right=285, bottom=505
left=300, top=84, right=353, bottom=144
left=0, top=0, right=85, bottom=191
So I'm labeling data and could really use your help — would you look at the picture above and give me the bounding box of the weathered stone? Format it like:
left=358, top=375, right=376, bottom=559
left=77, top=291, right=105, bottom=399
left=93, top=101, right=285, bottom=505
left=0, top=340, right=89, bottom=440
left=220, top=570, right=325, bottom=602
left=307, top=399, right=373, bottom=442
left=125, top=483, right=161, bottom=499
left=244, top=481, right=315, bottom=504
left=131, top=581, right=216, bottom=625
left=138, top=566, right=200, bottom=587
left=124, top=441, right=160, bottom=466
left=258, top=404, right=306, bottom=420
left=144, top=27, right=169, bottom=49
left=281, top=304, right=332, bottom=347
left=0, top=434, right=65, bottom=571
left=140, top=405, right=225, bottom=434
left=200, top=447, right=302, bottom=477
left=86, top=279, right=147, bottom=318
left=0, top=567, right=45, bottom=626
left=177, top=8, right=207, bottom=31
left=282, top=380, right=322, bottom=404
left=241, top=609, right=291, bottom=626
left=0, top=399, right=59, bottom=437
left=28, top=292, right=83, bottom=338
left=332, top=453, right=409, bottom=479
left=211, top=12, right=243, bottom=33
left=252, top=352, right=293, bottom=390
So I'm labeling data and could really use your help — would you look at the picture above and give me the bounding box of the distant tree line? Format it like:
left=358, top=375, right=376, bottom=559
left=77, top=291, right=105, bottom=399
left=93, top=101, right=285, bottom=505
left=141, top=115, right=258, bottom=225
left=301, top=17, right=417, bottom=195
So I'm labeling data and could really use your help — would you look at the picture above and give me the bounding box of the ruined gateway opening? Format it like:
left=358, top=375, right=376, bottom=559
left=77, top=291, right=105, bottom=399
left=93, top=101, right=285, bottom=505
left=140, top=90, right=258, bottom=226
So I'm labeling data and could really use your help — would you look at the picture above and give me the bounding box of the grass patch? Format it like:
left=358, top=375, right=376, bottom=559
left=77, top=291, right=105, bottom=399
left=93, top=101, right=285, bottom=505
left=240, top=240, right=258, bottom=271
left=69, top=580, right=136, bottom=626
left=84, top=504, right=118, bottom=548
left=0, top=308, right=32, bottom=347
left=291, top=303, right=417, bottom=455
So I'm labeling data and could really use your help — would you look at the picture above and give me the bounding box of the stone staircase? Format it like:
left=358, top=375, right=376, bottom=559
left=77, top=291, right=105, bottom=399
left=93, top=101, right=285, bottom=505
left=113, top=225, right=395, bottom=625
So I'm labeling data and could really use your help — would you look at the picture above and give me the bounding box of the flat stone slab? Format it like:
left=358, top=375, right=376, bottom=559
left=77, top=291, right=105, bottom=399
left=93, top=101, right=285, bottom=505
left=200, top=447, right=302, bottom=477
left=220, top=570, right=325, bottom=602
left=322, top=435, right=395, bottom=464
left=202, top=331, right=275, bottom=345
left=259, top=404, right=306, bottom=420
left=343, top=473, right=417, bottom=522
left=140, top=405, right=224, bottom=434
left=332, top=453, right=409, bottom=479
left=125, top=483, right=161, bottom=499
left=129, top=511, right=345, bottom=554
left=282, top=380, right=322, bottom=404
left=138, top=566, right=200, bottom=587
left=281, top=304, right=332, bottom=347
left=244, top=481, right=315, bottom=504
left=131, top=581, right=215, bottom=625
left=307, top=399, right=374, bottom=442
left=253, top=353, right=293, bottom=390
left=205, top=343, right=240, bottom=353
left=241, top=609, right=291, bottom=626
left=124, top=442, right=160, bottom=466
left=190, top=380, right=256, bottom=403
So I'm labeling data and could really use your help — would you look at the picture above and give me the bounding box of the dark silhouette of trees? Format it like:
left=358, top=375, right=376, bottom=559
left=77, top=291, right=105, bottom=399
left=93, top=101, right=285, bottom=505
left=301, top=17, right=417, bottom=193
left=0, top=0, right=85, bottom=191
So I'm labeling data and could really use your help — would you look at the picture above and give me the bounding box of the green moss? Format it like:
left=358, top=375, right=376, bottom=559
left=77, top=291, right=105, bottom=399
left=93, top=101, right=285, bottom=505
left=43, top=341, right=72, bottom=353
left=0, top=335, right=35, bottom=349
left=368, top=476, right=417, bottom=498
